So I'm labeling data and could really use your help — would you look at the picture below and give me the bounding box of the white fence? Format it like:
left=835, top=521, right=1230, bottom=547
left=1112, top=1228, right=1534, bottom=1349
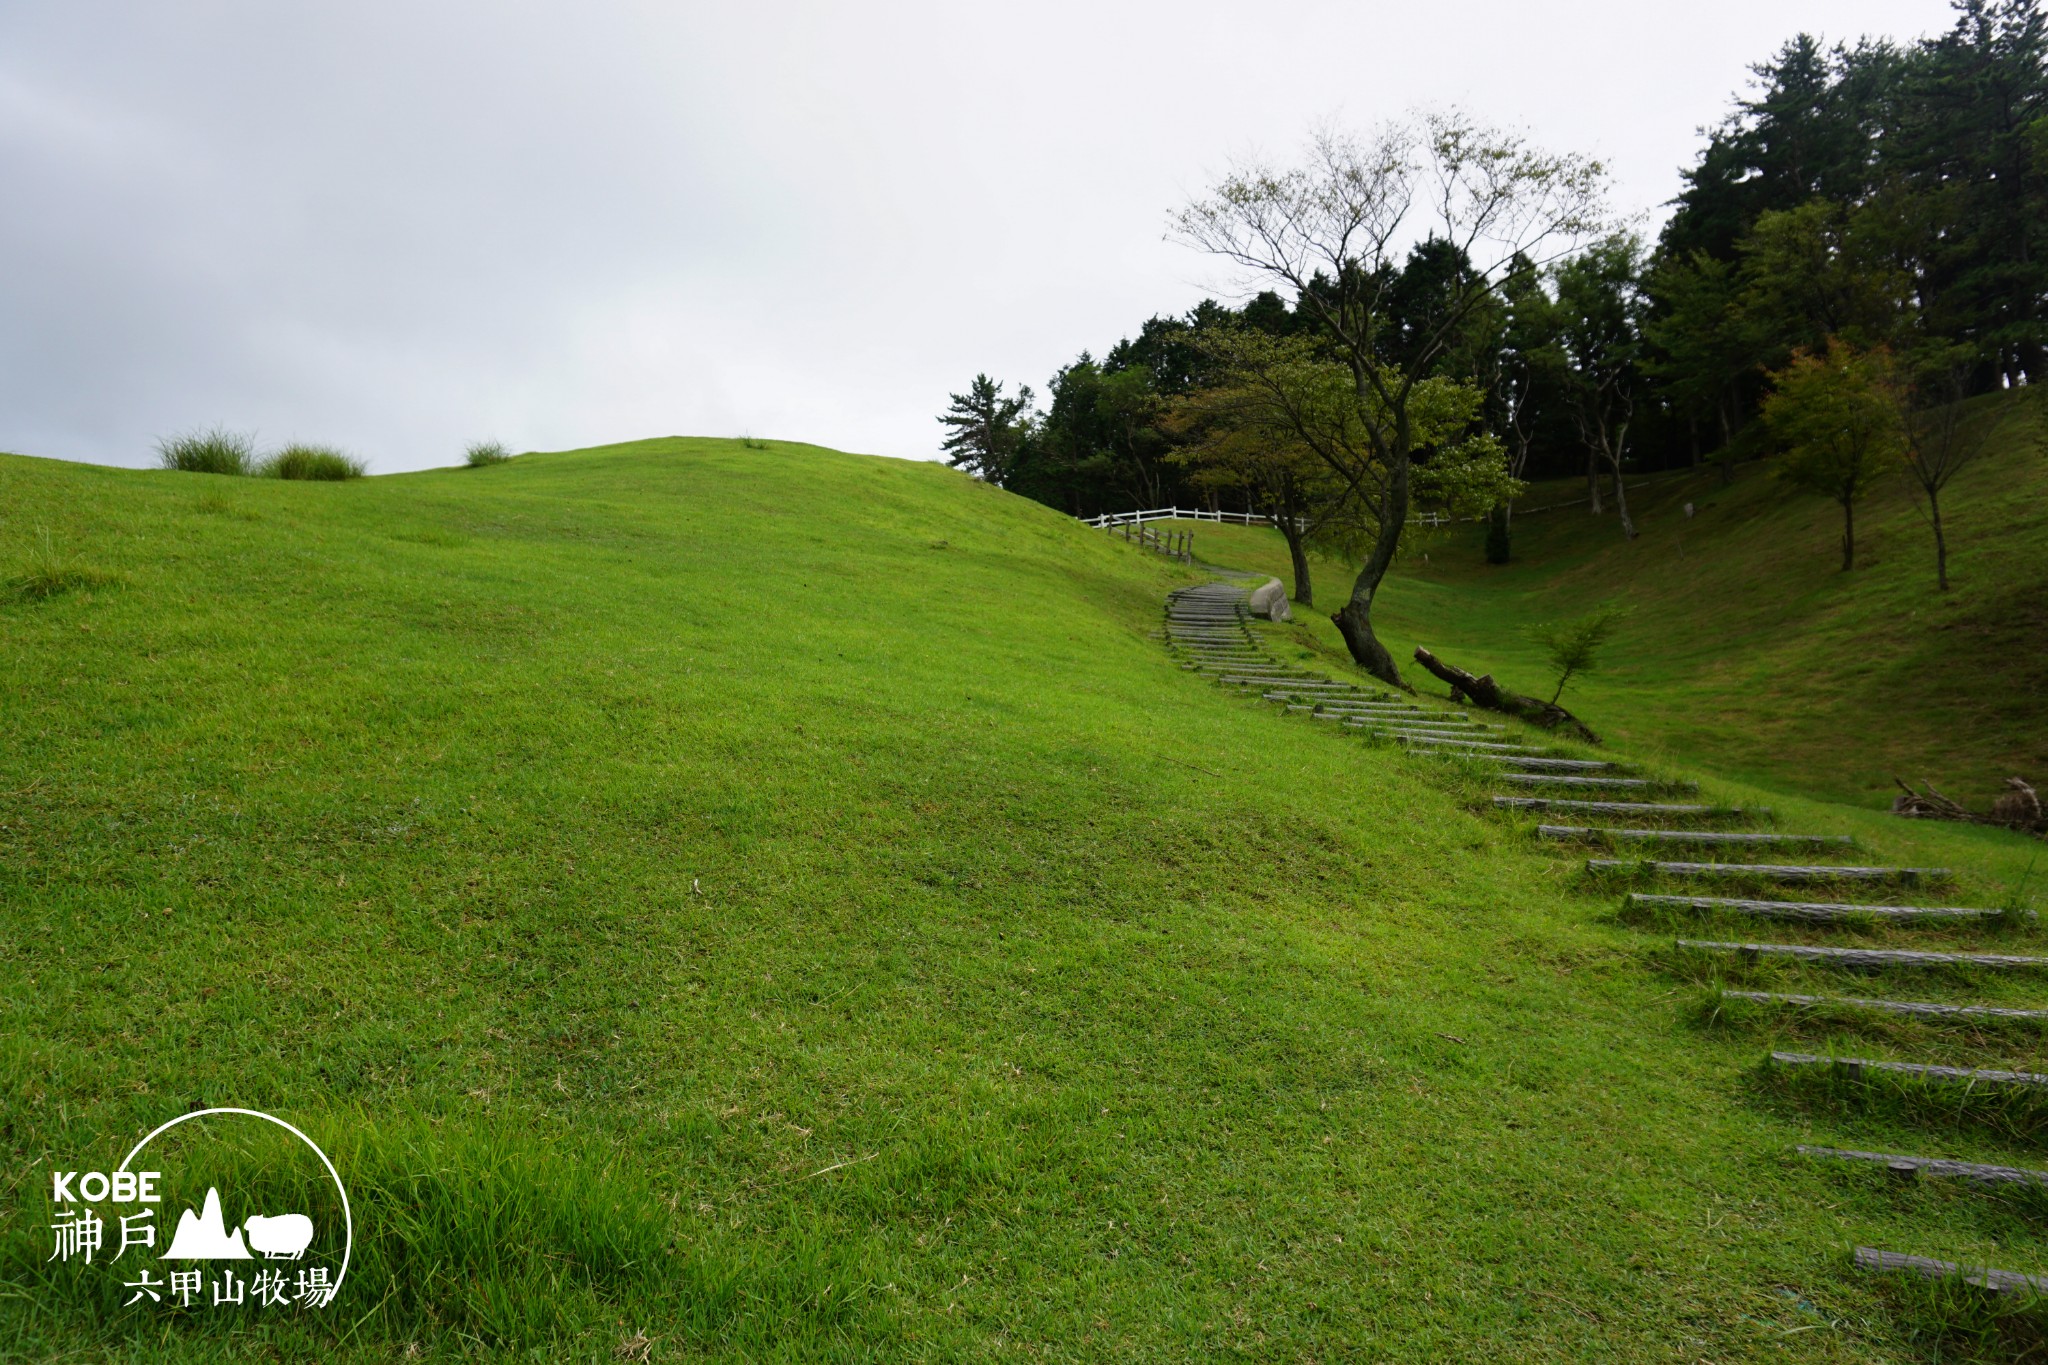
left=1084, top=506, right=1457, bottom=531
left=1082, top=507, right=1277, bottom=529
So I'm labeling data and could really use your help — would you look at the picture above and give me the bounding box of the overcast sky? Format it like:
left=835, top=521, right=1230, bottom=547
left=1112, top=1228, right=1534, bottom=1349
left=1, top=0, right=1955, bottom=473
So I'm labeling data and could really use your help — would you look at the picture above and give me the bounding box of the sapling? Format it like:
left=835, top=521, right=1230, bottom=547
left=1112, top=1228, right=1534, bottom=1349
left=1529, top=606, right=1627, bottom=705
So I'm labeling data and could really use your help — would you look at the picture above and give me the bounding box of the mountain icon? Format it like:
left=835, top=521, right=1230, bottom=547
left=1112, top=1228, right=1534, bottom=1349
left=163, top=1187, right=252, bottom=1259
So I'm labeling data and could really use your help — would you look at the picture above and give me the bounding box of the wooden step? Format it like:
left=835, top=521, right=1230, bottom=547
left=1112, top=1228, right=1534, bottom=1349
left=1391, top=735, right=1536, bottom=752
left=1726, top=990, right=2048, bottom=1021
left=1542, top=826, right=1851, bottom=848
left=1497, top=798, right=1761, bottom=818
left=1501, top=775, right=1668, bottom=790
left=1801, top=1146, right=2048, bottom=1185
left=1497, top=757, right=1622, bottom=773
left=1594, top=860, right=1947, bottom=883
left=1637, top=894, right=2009, bottom=923
left=1771, top=1050, right=2048, bottom=1088
left=1855, top=1247, right=2048, bottom=1295
left=1684, top=939, right=2048, bottom=968
left=1353, top=722, right=1494, bottom=735
left=1309, top=701, right=1440, bottom=712
left=1266, top=696, right=1401, bottom=708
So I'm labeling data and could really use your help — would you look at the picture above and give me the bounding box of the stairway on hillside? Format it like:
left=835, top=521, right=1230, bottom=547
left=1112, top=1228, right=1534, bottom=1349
left=1160, top=577, right=2047, bottom=1306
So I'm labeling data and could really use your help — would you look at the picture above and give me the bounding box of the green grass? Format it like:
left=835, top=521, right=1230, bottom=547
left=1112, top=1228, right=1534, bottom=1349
left=463, top=441, right=512, bottom=468
left=1162, top=393, right=2047, bottom=811
left=2, top=436, right=2046, bottom=1360
left=261, top=444, right=367, bottom=481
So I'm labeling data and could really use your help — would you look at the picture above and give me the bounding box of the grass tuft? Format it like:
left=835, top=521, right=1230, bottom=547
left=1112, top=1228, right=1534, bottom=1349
left=262, top=443, right=367, bottom=481
left=192, top=490, right=260, bottom=520
left=464, top=440, right=512, bottom=467
left=156, top=426, right=257, bottom=476
left=8, top=528, right=113, bottom=602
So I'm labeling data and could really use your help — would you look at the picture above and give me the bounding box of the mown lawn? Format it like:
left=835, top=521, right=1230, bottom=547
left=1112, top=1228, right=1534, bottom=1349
left=2, top=438, right=2045, bottom=1361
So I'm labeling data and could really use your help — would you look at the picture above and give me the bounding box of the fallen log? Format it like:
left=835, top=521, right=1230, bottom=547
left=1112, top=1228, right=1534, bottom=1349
left=1412, top=647, right=1597, bottom=743
left=1893, top=776, right=2046, bottom=837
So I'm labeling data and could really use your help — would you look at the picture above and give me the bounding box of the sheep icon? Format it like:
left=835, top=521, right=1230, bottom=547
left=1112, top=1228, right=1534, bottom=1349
left=243, top=1213, right=314, bottom=1260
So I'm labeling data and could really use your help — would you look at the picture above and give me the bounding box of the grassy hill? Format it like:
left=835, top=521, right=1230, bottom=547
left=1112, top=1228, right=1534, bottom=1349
left=1173, top=395, right=2047, bottom=812
left=2, top=438, right=2045, bottom=1361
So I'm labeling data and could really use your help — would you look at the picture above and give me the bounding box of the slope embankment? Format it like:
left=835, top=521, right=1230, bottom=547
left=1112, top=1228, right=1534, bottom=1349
left=1, top=437, right=2041, bottom=1360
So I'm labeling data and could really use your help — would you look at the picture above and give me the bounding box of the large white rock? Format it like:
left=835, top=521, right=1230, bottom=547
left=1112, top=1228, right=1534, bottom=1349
left=1248, top=578, right=1291, bottom=622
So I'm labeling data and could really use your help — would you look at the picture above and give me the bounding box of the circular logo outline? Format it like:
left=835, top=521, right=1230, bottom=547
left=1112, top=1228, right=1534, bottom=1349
left=118, top=1107, right=352, bottom=1305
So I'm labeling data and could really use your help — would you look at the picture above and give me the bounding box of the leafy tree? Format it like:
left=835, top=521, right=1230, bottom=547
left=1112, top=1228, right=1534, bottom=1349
left=1555, top=236, right=1649, bottom=537
left=1734, top=200, right=1912, bottom=364
left=1643, top=250, right=1762, bottom=482
left=937, top=375, right=1034, bottom=481
left=1032, top=357, right=1173, bottom=511
left=1888, top=0, right=2048, bottom=386
left=1453, top=252, right=1564, bottom=561
left=1164, top=359, right=1355, bottom=605
left=1175, top=112, right=1607, bottom=685
left=1187, top=327, right=1521, bottom=608
left=1761, top=339, right=1904, bottom=570
left=1661, top=33, right=1895, bottom=263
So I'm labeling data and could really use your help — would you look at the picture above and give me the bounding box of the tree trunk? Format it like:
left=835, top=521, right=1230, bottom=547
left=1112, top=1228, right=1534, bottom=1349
left=1717, top=394, right=1735, bottom=486
left=1333, top=595, right=1402, bottom=687
left=1283, top=525, right=1314, bottom=606
left=1840, top=496, right=1856, bottom=572
left=1485, top=503, right=1512, bottom=565
left=1332, top=440, right=1409, bottom=689
left=1610, top=457, right=1635, bottom=540
left=1587, top=445, right=1603, bottom=514
left=1930, top=488, right=1950, bottom=592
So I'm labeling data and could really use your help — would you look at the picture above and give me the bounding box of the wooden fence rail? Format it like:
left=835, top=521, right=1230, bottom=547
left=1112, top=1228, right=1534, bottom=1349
left=1105, top=520, right=1195, bottom=564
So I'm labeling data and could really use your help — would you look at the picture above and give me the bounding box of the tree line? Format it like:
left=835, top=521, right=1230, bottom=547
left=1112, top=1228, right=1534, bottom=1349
left=940, top=0, right=2047, bottom=686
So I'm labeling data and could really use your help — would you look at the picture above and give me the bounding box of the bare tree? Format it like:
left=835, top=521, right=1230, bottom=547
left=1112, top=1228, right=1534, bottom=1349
left=1174, top=113, right=1608, bottom=685
left=1896, top=366, right=2018, bottom=592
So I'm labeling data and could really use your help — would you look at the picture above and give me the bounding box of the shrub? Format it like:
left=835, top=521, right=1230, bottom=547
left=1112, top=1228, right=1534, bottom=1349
left=465, top=440, right=512, bottom=467
left=155, top=426, right=257, bottom=476
left=261, top=443, right=367, bottom=481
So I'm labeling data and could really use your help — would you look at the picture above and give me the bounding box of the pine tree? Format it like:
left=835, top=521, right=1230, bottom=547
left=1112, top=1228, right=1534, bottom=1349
left=936, top=375, right=1033, bottom=481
